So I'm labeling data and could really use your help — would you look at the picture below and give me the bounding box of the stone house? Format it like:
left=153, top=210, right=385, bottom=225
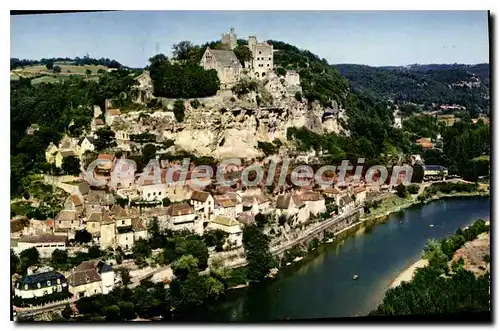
left=297, top=191, right=326, bottom=216
left=247, top=35, right=274, bottom=79
left=91, top=118, right=105, bottom=131
left=55, top=209, right=80, bottom=233
left=352, top=186, right=367, bottom=205
left=189, top=191, right=214, bottom=222
left=78, top=137, right=96, bottom=155
left=338, top=194, right=355, bottom=214
left=275, top=193, right=309, bottom=224
left=132, top=71, right=154, bottom=104
left=85, top=211, right=105, bottom=235
left=16, top=234, right=67, bottom=258
left=105, top=108, right=121, bottom=126
left=213, top=195, right=237, bottom=219
left=224, top=192, right=243, bottom=215
left=140, top=183, right=168, bottom=202
left=132, top=217, right=148, bottom=241
left=67, top=260, right=114, bottom=299
left=206, top=216, right=243, bottom=248
left=14, top=271, right=68, bottom=299
left=165, top=203, right=202, bottom=235
left=200, top=47, right=242, bottom=89
left=241, top=194, right=271, bottom=214
left=100, top=218, right=116, bottom=249
left=45, top=142, right=59, bottom=164
left=86, top=189, right=115, bottom=215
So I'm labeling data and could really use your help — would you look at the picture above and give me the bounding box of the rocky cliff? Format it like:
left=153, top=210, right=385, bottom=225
left=128, top=70, right=349, bottom=159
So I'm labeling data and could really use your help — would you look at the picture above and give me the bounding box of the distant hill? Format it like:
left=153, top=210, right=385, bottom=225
left=333, top=63, right=490, bottom=116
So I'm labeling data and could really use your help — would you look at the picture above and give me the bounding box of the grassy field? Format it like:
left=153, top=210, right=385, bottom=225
left=10, top=62, right=109, bottom=84
left=16, top=62, right=108, bottom=75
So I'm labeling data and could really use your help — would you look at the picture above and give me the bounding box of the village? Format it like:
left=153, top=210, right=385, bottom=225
left=11, top=28, right=484, bottom=319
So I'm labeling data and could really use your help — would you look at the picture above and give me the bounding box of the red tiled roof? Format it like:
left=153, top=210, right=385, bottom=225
left=106, top=109, right=121, bottom=116
left=166, top=203, right=193, bottom=216
left=97, top=154, right=115, bottom=161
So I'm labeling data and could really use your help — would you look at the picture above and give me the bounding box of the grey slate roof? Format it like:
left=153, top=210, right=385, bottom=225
left=209, top=49, right=242, bottom=68
left=16, top=271, right=67, bottom=290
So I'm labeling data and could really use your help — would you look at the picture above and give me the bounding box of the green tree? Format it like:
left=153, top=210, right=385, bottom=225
left=132, top=238, right=152, bottom=261
left=62, top=156, right=81, bottom=175
left=142, top=144, right=157, bottom=163
left=118, top=301, right=136, bottom=320
left=254, top=212, right=268, bottom=228
left=243, top=225, right=275, bottom=282
left=61, top=304, right=73, bottom=320
left=233, top=44, right=252, bottom=66
left=94, top=127, right=117, bottom=151
left=19, top=247, right=39, bottom=273
left=45, top=62, right=54, bottom=70
left=85, top=69, right=92, bottom=76
left=11, top=249, right=19, bottom=275
left=294, top=91, right=302, bottom=101
left=162, top=197, right=171, bottom=206
left=53, top=65, right=62, bottom=73
left=203, top=229, right=228, bottom=252
left=88, top=246, right=102, bottom=259
left=172, top=254, right=199, bottom=280
left=51, top=249, right=68, bottom=269
left=395, top=183, right=408, bottom=198
left=172, top=41, right=195, bottom=61
left=119, top=268, right=131, bottom=286
left=175, top=237, right=209, bottom=270
left=173, top=100, right=186, bottom=122
left=97, top=68, right=105, bottom=74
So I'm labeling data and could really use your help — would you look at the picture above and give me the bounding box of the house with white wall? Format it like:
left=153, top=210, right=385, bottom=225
left=67, top=260, right=115, bottom=299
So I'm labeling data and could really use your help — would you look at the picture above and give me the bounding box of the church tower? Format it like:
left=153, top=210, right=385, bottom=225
left=221, top=27, right=237, bottom=50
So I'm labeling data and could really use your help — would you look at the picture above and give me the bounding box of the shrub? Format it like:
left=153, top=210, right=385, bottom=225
left=173, top=100, right=186, bottom=122
left=276, top=67, right=286, bottom=76
left=407, top=184, right=420, bottom=195
left=295, top=91, right=302, bottom=101
left=190, top=99, right=201, bottom=109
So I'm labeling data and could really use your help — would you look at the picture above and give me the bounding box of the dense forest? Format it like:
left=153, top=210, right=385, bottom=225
left=268, top=40, right=349, bottom=107
left=334, top=63, right=490, bottom=116
left=10, top=69, right=137, bottom=197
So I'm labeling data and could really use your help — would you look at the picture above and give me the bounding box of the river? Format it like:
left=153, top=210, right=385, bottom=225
left=178, top=196, right=490, bottom=322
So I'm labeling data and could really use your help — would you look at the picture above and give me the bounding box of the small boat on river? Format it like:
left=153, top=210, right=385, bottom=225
left=352, top=274, right=359, bottom=280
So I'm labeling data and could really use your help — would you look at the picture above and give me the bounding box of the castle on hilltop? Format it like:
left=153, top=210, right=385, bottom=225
left=200, top=28, right=274, bottom=89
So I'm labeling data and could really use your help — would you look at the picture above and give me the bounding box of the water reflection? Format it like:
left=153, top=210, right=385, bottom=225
left=195, top=197, right=490, bottom=322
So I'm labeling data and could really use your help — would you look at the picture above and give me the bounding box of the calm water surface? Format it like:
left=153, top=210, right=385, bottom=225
left=180, top=197, right=490, bottom=322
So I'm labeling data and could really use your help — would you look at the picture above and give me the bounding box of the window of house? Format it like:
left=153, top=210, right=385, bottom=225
left=259, top=51, right=262, bottom=54
left=47, top=280, right=51, bottom=286
left=121, top=220, right=125, bottom=225
left=148, top=193, right=151, bottom=197
left=57, top=279, right=61, bottom=285
left=269, top=57, right=272, bottom=60
left=37, top=283, right=41, bottom=289
left=267, top=64, right=270, bottom=67
left=24, top=284, right=28, bottom=290
left=153, top=192, right=156, bottom=196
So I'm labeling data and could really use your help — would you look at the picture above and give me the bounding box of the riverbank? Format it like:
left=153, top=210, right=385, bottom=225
left=390, top=259, right=429, bottom=288
left=362, top=190, right=489, bottom=224
left=388, top=219, right=490, bottom=290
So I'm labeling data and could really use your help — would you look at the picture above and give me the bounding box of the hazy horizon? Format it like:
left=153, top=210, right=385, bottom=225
left=11, top=11, right=490, bottom=68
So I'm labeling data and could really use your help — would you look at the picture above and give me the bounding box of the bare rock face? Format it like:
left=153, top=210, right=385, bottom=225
left=129, top=71, right=348, bottom=160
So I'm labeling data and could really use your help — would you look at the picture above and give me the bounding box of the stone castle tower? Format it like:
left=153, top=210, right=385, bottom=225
left=221, top=27, right=237, bottom=50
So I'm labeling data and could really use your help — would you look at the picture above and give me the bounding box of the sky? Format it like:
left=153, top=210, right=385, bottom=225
left=10, top=11, right=490, bottom=68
